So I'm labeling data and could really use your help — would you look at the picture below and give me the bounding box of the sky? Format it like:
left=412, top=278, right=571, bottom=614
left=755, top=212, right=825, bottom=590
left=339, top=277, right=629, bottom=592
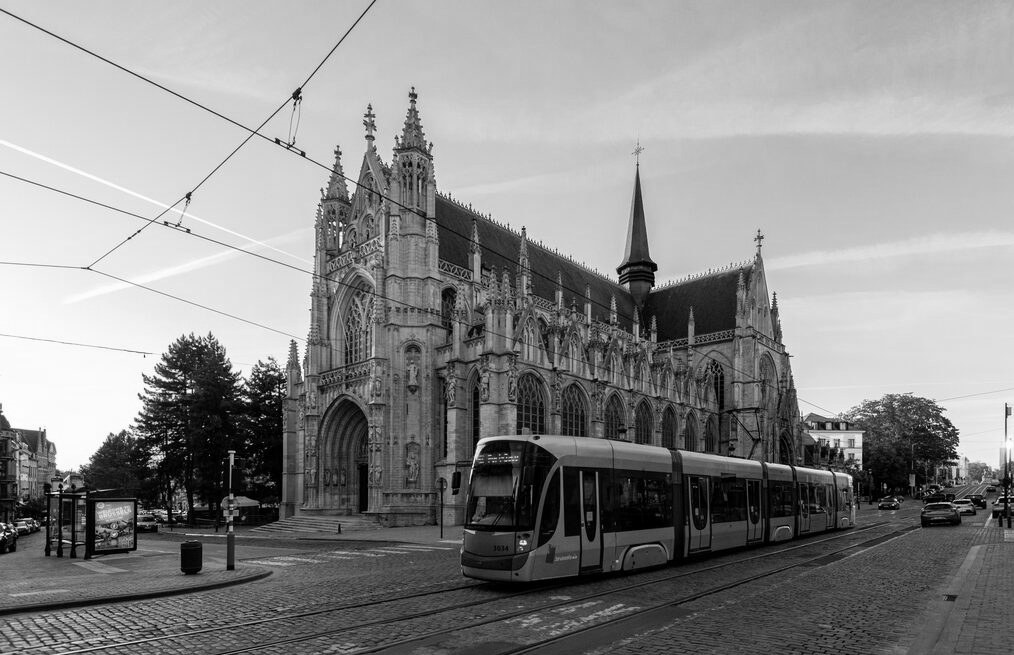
left=1, top=1, right=1013, bottom=472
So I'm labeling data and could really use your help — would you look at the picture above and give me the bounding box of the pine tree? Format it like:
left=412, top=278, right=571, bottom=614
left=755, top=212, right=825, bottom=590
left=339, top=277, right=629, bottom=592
left=136, top=333, right=242, bottom=518
left=239, top=357, right=285, bottom=504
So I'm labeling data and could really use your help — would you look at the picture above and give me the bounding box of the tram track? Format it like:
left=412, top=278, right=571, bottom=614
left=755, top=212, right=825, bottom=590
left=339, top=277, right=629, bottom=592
left=36, top=521, right=903, bottom=655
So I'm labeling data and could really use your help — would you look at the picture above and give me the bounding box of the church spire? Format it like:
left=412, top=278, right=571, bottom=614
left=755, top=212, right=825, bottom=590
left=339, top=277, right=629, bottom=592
left=324, top=145, right=349, bottom=201
left=616, top=155, right=658, bottom=309
left=396, top=86, right=429, bottom=152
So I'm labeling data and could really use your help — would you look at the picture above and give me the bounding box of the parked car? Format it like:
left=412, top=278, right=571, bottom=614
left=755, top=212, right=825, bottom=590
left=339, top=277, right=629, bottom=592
left=968, top=494, right=987, bottom=509
left=0, top=523, right=17, bottom=553
left=951, top=499, right=976, bottom=515
left=878, top=497, right=901, bottom=510
left=136, top=515, right=159, bottom=533
left=992, top=497, right=1012, bottom=519
left=922, top=502, right=962, bottom=527
left=13, top=520, right=30, bottom=536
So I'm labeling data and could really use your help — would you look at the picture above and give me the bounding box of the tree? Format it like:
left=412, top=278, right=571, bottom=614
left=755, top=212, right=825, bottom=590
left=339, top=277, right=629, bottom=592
left=844, top=394, right=959, bottom=492
left=967, top=461, right=993, bottom=483
left=79, top=430, right=151, bottom=500
left=135, top=333, right=242, bottom=517
left=238, top=357, right=285, bottom=504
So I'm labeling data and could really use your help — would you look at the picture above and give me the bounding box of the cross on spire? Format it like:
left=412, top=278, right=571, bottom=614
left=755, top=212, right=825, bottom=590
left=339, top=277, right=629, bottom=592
left=755, top=229, right=765, bottom=252
left=632, top=140, right=644, bottom=167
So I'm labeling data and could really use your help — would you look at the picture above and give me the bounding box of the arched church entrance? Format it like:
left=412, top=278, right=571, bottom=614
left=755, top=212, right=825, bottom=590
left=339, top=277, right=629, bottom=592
left=321, top=398, right=370, bottom=514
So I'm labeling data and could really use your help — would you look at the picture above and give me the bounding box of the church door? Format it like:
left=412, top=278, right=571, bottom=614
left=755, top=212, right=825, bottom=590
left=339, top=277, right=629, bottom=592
left=358, top=463, right=368, bottom=512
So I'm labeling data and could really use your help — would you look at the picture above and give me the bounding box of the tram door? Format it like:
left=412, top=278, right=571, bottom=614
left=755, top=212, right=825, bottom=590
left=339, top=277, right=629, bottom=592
left=578, top=470, right=601, bottom=571
left=688, top=476, right=711, bottom=551
left=747, top=479, right=763, bottom=542
left=798, top=483, right=811, bottom=533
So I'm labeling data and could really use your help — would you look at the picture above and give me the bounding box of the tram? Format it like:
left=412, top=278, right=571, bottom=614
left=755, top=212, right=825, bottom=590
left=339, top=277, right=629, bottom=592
left=460, top=434, right=855, bottom=582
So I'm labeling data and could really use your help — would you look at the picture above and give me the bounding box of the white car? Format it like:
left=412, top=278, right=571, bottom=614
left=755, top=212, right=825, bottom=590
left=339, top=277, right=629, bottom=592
left=951, top=499, right=976, bottom=515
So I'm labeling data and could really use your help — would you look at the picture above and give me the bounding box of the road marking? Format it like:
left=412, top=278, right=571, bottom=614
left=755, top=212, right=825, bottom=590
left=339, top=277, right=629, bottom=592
left=10, top=590, right=71, bottom=597
left=72, top=561, right=128, bottom=574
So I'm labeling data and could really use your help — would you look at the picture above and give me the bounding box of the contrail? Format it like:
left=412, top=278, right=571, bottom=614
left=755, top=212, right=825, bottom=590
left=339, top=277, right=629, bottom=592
left=1, top=138, right=311, bottom=264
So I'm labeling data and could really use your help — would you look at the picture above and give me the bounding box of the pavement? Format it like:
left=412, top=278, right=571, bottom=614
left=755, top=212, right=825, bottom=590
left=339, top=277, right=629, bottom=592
left=1, top=521, right=463, bottom=617
left=3, top=514, right=1011, bottom=654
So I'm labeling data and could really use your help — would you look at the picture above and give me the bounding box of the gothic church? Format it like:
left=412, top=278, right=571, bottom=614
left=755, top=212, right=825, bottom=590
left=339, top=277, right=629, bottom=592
left=281, top=89, right=803, bottom=526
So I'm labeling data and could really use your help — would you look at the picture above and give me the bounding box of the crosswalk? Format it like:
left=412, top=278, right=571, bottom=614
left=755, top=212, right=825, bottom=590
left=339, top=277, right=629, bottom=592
left=243, top=544, right=454, bottom=567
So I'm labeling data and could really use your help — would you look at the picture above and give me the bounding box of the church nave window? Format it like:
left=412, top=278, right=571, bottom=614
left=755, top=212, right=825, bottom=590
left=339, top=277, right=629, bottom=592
left=343, top=290, right=372, bottom=365
left=560, top=385, right=587, bottom=437
left=516, top=374, right=546, bottom=435
left=604, top=395, right=625, bottom=440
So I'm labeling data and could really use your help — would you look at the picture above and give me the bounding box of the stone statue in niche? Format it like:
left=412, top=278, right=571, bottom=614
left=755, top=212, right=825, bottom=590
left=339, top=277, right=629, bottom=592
left=340, top=467, right=347, bottom=487
left=480, top=369, right=490, bottom=402
left=369, top=464, right=383, bottom=486
left=405, top=442, right=421, bottom=486
left=445, top=376, right=456, bottom=406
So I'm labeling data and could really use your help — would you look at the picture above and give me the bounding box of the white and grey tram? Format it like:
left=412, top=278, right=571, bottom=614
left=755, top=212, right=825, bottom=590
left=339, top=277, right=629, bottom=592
left=460, top=434, right=855, bottom=582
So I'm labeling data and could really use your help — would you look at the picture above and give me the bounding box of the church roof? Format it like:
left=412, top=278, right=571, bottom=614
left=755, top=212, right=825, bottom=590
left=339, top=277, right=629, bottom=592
left=644, top=265, right=752, bottom=342
left=435, top=195, right=637, bottom=331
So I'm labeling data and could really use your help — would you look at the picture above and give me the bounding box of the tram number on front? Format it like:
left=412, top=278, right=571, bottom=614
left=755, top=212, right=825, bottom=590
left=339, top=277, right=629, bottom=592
left=493, top=545, right=510, bottom=552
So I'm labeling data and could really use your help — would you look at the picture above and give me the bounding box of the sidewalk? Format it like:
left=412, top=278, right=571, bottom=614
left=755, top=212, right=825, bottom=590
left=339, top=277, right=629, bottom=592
left=0, top=522, right=463, bottom=617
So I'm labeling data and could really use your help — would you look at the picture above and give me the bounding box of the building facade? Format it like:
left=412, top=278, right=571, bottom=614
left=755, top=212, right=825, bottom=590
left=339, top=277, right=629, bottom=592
left=282, top=90, right=807, bottom=526
left=802, top=413, right=864, bottom=470
left=0, top=405, right=57, bottom=520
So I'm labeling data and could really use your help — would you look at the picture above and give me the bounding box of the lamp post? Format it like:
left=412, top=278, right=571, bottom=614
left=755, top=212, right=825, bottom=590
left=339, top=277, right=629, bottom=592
left=437, top=477, right=447, bottom=540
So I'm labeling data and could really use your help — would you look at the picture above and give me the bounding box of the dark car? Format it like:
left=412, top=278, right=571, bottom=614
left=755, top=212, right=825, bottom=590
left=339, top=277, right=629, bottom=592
left=0, top=523, right=17, bottom=554
left=923, top=492, right=947, bottom=503
left=986, top=486, right=997, bottom=493
left=922, top=502, right=961, bottom=527
left=135, top=515, right=159, bottom=533
left=968, top=494, right=987, bottom=509
left=992, top=497, right=1012, bottom=519
left=13, top=520, right=30, bottom=536
left=878, top=497, right=901, bottom=510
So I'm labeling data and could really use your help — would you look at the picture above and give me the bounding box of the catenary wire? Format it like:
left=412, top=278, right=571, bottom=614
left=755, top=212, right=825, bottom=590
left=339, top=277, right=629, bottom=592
left=0, top=332, right=153, bottom=356
left=0, top=171, right=865, bottom=423
left=0, top=7, right=912, bottom=422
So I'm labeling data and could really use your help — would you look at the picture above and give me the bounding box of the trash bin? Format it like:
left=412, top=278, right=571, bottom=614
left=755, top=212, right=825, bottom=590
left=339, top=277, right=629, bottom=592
left=180, top=540, right=202, bottom=574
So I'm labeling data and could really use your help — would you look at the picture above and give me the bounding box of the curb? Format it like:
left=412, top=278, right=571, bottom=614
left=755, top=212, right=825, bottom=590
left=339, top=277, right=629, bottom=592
left=0, top=568, right=272, bottom=617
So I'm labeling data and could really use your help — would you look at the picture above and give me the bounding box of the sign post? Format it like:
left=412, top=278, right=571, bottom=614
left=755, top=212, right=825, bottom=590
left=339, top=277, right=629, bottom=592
left=227, top=450, right=236, bottom=571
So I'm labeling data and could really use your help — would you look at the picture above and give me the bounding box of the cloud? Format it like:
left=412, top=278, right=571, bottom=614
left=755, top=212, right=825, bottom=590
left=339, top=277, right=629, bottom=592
left=767, top=231, right=1014, bottom=271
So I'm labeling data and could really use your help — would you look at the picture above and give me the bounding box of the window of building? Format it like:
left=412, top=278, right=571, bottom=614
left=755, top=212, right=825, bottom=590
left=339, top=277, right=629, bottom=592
left=469, top=379, right=481, bottom=455
left=343, top=290, right=372, bottom=365
left=440, top=288, right=457, bottom=340
left=635, top=402, right=653, bottom=445
left=560, top=385, right=587, bottom=437
left=604, top=395, right=625, bottom=440
left=661, top=407, right=677, bottom=450
left=516, top=374, right=546, bottom=435
left=848, top=438, right=855, bottom=448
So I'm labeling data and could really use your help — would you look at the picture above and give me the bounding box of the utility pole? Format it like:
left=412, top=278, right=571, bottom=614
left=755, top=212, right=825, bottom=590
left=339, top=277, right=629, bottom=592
left=1005, top=404, right=1011, bottom=529
left=227, top=449, right=236, bottom=570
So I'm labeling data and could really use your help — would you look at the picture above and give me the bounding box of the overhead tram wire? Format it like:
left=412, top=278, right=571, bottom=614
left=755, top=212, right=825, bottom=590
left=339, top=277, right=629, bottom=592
left=2, top=6, right=828, bottom=406
left=18, top=1, right=379, bottom=269
left=3, top=2, right=742, bottom=339
left=3, top=170, right=825, bottom=417
left=0, top=333, right=152, bottom=356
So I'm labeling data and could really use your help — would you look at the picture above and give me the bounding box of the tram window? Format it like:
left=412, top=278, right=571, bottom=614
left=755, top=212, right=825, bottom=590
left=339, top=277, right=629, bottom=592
left=563, top=468, right=581, bottom=537
left=537, top=469, right=561, bottom=547
left=812, top=485, right=826, bottom=514
left=769, top=481, right=794, bottom=518
left=611, top=471, right=672, bottom=531
left=800, top=483, right=810, bottom=518
left=711, top=477, right=747, bottom=523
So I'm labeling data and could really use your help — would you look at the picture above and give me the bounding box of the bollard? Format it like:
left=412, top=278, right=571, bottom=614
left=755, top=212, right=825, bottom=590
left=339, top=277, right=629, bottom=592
left=180, top=540, right=202, bottom=575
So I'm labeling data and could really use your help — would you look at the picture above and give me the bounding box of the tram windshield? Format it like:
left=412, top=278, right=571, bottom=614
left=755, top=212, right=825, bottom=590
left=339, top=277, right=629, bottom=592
left=465, top=439, right=555, bottom=532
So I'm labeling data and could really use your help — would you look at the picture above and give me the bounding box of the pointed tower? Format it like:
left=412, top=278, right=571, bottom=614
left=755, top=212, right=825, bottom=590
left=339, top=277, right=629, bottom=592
left=616, top=161, right=657, bottom=309
left=321, top=146, right=351, bottom=253
left=391, top=87, right=436, bottom=232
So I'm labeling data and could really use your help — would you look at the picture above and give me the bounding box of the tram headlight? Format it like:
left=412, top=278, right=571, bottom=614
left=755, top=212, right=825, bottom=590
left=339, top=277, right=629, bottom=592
left=517, top=536, right=529, bottom=552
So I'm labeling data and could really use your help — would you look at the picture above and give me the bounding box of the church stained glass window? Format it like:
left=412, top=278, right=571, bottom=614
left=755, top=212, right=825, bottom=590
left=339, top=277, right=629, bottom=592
left=516, top=374, right=546, bottom=435
left=343, top=290, right=372, bottom=365
left=560, top=385, right=587, bottom=437
left=662, top=407, right=678, bottom=450
left=635, top=401, right=653, bottom=445
left=604, top=395, right=625, bottom=440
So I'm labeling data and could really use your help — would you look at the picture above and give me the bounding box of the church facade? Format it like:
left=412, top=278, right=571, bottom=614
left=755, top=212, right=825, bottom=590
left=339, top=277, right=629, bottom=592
left=281, top=89, right=804, bottom=526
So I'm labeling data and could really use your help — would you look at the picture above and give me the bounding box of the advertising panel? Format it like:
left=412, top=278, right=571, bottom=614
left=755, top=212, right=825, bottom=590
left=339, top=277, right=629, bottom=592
left=85, top=498, right=138, bottom=558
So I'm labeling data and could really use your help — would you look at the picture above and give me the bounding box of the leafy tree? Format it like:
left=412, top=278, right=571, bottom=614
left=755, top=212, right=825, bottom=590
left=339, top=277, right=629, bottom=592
left=238, top=357, right=285, bottom=504
left=967, top=461, right=993, bottom=483
left=843, top=394, right=959, bottom=492
left=79, top=430, right=151, bottom=500
left=135, top=333, right=242, bottom=518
